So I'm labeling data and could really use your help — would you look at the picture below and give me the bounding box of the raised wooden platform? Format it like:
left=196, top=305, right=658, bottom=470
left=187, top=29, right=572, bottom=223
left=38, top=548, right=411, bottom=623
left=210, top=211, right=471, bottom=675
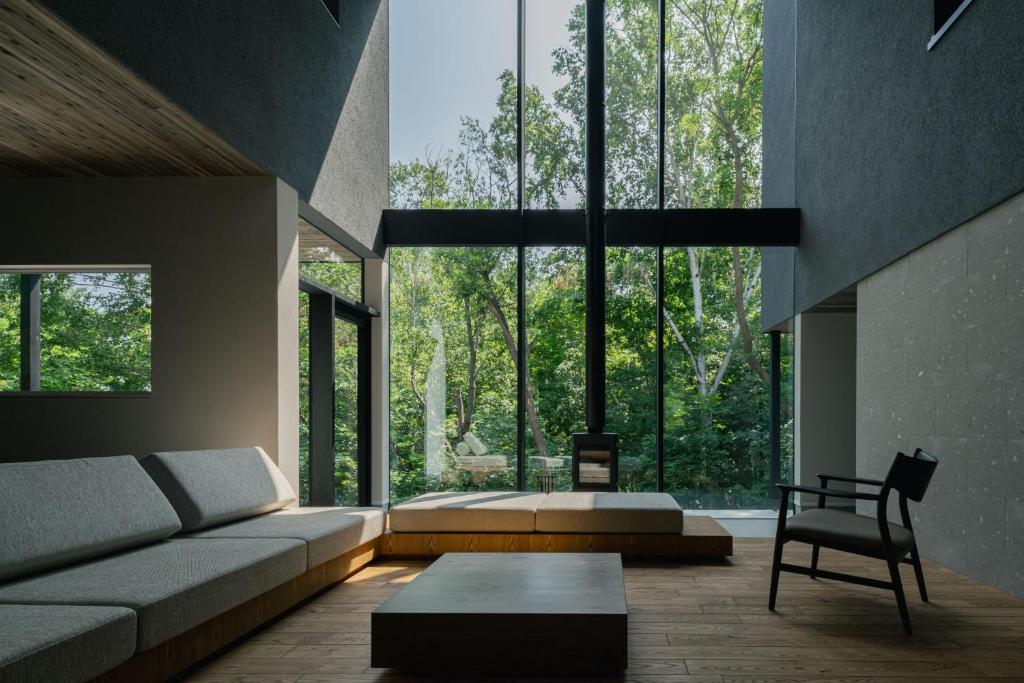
left=379, top=514, right=733, bottom=558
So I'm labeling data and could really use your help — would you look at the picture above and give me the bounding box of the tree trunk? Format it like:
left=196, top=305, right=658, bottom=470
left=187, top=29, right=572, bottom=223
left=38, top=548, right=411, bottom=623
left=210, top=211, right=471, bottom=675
left=731, top=247, right=769, bottom=383
left=486, top=294, right=548, bottom=459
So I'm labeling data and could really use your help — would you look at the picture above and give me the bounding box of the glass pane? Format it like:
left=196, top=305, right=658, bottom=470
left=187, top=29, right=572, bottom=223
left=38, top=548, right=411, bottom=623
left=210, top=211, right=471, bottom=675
left=39, top=272, right=151, bottom=392
left=298, top=291, right=311, bottom=506
left=390, top=247, right=519, bottom=502
left=606, top=0, right=658, bottom=209
left=664, top=0, right=762, bottom=208
left=299, top=218, right=362, bottom=301
left=390, top=0, right=517, bottom=209
left=663, top=247, right=771, bottom=508
left=524, top=247, right=585, bottom=492
left=0, top=275, right=18, bottom=391
left=605, top=247, right=657, bottom=491
left=334, top=318, right=360, bottom=506
left=525, top=0, right=585, bottom=208
left=781, top=330, right=795, bottom=488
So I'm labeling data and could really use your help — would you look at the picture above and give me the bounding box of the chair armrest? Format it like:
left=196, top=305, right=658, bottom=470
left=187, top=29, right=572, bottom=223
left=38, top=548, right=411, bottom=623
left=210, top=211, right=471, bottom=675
left=817, top=473, right=884, bottom=487
left=776, top=483, right=880, bottom=501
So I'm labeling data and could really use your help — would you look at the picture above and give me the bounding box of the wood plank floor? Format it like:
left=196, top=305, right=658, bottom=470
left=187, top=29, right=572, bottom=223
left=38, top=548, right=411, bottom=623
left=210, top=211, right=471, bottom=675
left=183, top=539, right=1024, bottom=682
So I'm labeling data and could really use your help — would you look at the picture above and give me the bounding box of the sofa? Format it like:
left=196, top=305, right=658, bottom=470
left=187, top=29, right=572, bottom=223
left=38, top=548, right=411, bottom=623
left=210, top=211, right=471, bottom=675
left=0, top=448, right=384, bottom=683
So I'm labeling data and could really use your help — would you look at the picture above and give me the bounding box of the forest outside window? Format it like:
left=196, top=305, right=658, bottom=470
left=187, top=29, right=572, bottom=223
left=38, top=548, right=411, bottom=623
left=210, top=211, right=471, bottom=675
left=0, top=269, right=152, bottom=393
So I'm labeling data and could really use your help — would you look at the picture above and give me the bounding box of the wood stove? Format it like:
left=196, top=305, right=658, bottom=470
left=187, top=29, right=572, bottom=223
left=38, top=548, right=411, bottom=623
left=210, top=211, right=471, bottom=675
left=572, top=432, right=618, bottom=491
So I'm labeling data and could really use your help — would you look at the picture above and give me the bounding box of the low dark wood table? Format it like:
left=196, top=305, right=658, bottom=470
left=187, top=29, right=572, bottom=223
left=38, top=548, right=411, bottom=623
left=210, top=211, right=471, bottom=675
left=371, top=552, right=628, bottom=674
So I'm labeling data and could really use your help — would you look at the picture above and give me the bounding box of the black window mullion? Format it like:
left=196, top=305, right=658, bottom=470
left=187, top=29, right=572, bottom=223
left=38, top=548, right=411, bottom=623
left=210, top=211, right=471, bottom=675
left=656, top=246, right=665, bottom=492
left=19, top=273, right=41, bottom=392
left=357, top=318, right=373, bottom=506
left=769, top=330, right=782, bottom=493
left=308, top=292, right=336, bottom=507
left=516, top=245, right=526, bottom=491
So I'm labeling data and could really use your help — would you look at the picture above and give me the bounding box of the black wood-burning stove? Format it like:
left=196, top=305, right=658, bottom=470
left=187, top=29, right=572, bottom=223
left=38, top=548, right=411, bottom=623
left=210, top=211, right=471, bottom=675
left=572, top=432, right=618, bottom=491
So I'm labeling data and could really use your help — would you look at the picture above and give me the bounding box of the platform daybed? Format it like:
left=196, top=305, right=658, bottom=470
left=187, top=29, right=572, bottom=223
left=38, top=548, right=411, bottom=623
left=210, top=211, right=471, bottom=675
left=381, top=490, right=732, bottom=557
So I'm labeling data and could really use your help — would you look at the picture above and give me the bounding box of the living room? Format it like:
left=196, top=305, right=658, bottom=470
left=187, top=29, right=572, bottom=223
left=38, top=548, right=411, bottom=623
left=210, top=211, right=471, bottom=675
left=1, top=0, right=1022, bottom=681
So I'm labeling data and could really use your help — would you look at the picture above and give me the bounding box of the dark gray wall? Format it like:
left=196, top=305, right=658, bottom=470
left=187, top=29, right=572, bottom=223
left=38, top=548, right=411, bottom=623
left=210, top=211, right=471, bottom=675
left=0, top=178, right=301, bottom=492
left=762, top=0, right=1024, bottom=329
left=41, top=0, right=388, bottom=254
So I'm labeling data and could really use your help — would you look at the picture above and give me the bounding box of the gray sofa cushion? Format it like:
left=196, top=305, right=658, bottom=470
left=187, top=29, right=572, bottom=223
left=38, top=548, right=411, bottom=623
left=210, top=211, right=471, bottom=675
left=185, top=507, right=384, bottom=569
left=0, top=457, right=182, bottom=583
left=140, top=447, right=296, bottom=532
left=0, top=604, right=136, bottom=683
left=535, top=492, right=684, bottom=533
left=0, top=538, right=305, bottom=651
left=785, top=508, right=916, bottom=555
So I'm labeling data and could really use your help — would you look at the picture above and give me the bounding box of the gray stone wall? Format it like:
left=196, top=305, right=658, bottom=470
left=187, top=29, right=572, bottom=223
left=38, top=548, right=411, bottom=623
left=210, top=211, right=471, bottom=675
left=856, top=190, right=1024, bottom=595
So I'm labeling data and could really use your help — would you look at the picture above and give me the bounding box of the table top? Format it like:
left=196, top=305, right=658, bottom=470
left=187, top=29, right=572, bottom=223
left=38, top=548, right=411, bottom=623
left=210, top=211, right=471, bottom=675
left=375, top=552, right=627, bottom=616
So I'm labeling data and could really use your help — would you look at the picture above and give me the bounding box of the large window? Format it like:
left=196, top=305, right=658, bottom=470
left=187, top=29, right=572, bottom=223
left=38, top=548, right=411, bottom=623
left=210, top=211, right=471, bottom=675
left=386, top=0, right=795, bottom=508
left=389, top=0, right=517, bottom=209
left=524, top=247, right=585, bottom=491
left=0, top=270, right=151, bottom=393
left=390, top=247, right=519, bottom=502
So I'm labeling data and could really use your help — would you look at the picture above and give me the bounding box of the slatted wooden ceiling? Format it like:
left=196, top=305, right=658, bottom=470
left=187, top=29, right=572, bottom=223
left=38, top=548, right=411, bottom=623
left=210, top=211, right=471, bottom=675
left=0, top=0, right=262, bottom=176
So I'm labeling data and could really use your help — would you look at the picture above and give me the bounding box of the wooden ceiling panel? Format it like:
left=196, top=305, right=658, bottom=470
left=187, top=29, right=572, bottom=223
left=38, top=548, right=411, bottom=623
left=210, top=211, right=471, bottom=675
left=0, top=0, right=263, bottom=176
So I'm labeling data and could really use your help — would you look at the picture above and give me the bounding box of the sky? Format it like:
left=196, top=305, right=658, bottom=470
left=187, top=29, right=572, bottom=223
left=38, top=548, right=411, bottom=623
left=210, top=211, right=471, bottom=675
left=389, top=0, right=580, bottom=165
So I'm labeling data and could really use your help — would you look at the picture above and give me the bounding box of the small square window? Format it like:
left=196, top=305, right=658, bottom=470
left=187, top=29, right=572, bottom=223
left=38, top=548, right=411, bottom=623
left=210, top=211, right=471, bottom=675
left=1, top=269, right=152, bottom=393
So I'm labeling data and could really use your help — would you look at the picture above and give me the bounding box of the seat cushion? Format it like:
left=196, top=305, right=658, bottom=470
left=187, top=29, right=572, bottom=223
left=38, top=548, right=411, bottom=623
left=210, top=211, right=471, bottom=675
left=0, top=457, right=182, bottom=583
left=0, top=538, right=305, bottom=651
left=535, top=492, right=684, bottom=534
left=388, top=492, right=546, bottom=532
left=185, top=507, right=384, bottom=569
left=140, top=447, right=296, bottom=532
left=785, top=508, right=916, bottom=555
left=0, top=604, right=136, bottom=683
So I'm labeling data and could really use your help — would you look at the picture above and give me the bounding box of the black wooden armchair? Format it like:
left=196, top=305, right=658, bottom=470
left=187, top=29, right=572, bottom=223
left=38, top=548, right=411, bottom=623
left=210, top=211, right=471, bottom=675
left=769, top=449, right=939, bottom=633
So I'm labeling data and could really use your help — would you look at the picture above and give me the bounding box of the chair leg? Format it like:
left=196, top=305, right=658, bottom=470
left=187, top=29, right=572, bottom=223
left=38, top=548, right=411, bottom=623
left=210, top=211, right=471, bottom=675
left=887, top=559, right=912, bottom=634
left=810, top=544, right=820, bottom=579
left=909, top=545, right=928, bottom=602
left=768, top=534, right=785, bottom=611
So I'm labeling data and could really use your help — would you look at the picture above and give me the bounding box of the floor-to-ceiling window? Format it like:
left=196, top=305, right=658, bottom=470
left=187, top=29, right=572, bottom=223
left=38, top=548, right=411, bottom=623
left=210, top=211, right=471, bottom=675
left=298, top=218, right=374, bottom=507
left=386, top=0, right=794, bottom=507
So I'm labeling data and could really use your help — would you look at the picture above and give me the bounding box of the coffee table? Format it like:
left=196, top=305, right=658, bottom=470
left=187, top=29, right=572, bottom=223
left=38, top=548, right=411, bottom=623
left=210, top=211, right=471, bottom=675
left=371, top=552, right=627, bottom=674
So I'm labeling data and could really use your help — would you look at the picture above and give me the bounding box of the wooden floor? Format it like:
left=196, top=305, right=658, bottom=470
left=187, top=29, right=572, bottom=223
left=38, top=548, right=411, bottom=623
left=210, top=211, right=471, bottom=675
left=184, top=539, right=1024, bottom=682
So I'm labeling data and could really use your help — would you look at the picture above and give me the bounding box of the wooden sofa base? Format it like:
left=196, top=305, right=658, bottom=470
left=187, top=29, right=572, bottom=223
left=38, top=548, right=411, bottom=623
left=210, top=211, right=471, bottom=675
left=92, top=539, right=379, bottom=683
left=380, top=515, right=733, bottom=558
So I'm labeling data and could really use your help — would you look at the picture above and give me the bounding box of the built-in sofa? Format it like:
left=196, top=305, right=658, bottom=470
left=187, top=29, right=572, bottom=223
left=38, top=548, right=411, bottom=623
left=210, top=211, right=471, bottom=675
left=0, top=448, right=383, bottom=683
left=0, top=450, right=731, bottom=683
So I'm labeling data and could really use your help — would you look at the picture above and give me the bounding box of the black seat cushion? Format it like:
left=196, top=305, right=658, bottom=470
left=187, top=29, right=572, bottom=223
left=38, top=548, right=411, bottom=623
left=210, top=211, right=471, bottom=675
left=785, top=508, right=915, bottom=556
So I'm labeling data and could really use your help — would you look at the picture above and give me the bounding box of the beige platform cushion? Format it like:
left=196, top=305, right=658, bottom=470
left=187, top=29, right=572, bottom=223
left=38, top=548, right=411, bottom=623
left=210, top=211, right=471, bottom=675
left=388, top=492, right=546, bottom=532
left=535, top=492, right=684, bottom=534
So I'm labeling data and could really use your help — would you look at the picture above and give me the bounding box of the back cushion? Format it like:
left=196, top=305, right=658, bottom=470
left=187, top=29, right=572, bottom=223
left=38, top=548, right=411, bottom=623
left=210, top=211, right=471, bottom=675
left=140, top=447, right=296, bottom=532
left=0, top=456, right=182, bottom=582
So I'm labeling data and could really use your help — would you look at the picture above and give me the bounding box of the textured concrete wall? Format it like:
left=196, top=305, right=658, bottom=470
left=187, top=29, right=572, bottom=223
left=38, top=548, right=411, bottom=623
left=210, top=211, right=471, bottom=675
left=795, top=312, right=857, bottom=509
left=762, top=0, right=1024, bottom=329
left=41, top=0, right=389, bottom=254
left=856, top=189, right=1024, bottom=596
left=0, top=178, right=301, bottom=492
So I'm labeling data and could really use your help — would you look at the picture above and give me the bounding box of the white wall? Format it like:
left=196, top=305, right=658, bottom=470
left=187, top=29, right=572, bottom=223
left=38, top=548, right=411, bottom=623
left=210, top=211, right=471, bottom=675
left=857, top=188, right=1024, bottom=596
left=795, top=311, right=857, bottom=508
left=0, top=177, right=300, bottom=491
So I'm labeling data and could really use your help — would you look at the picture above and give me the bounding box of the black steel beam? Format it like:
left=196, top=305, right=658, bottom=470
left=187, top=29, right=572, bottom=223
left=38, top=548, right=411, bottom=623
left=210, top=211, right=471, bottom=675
left=585, top=0, right=607, bottom=433
left=382, top=209, right=586, bottom=246
left=606, top=208, right=801, bottom=246
left=382, top=208, right=799, bottom=248
left=308, top=292, right=336, bottom=507
left=19, top=273, right=40, bottom=391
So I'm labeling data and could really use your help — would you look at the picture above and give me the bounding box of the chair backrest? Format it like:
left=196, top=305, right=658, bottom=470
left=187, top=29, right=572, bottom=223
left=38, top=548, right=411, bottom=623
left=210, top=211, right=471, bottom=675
left=883, top=448, right=938, bottom=502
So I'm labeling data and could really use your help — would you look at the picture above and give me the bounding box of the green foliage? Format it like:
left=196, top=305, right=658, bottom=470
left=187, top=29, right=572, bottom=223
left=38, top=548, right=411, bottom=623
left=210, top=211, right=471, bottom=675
left=0, top=273, right=151, bottom=392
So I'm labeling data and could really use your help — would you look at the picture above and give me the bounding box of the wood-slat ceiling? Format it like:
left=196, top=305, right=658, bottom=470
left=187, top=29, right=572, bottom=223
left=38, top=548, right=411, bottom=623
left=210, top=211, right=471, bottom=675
left=0, top=0, right=263, bottom=177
